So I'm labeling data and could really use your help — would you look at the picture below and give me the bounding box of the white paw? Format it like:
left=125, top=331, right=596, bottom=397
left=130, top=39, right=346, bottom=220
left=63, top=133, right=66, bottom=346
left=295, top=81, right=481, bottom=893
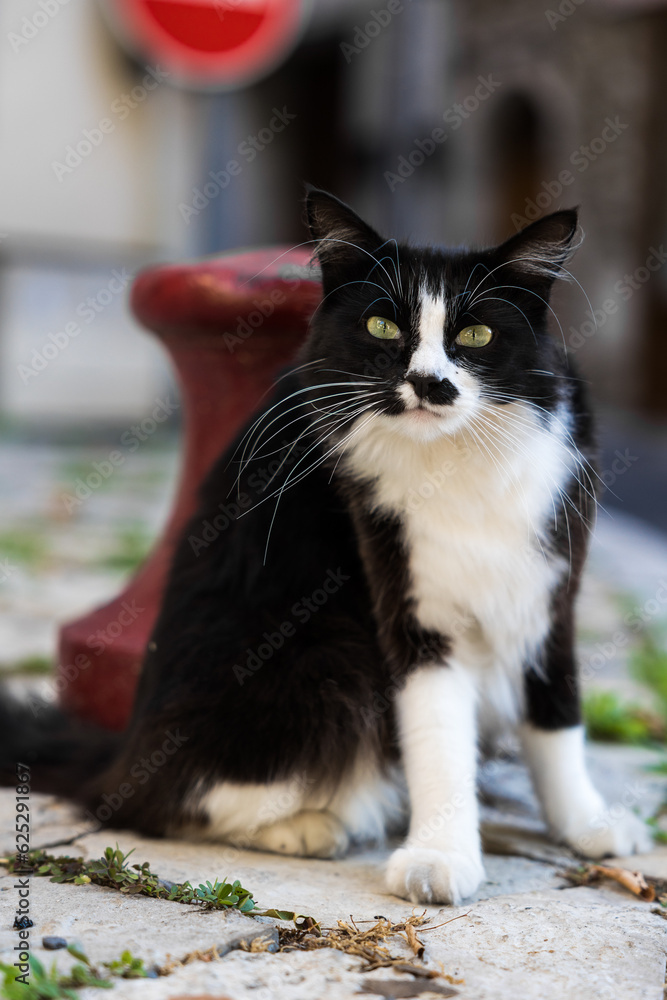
left=563, top=808, right=653, bottom=859
left=253, top=810, right=350, bottom=859
left=386, top=846, right=485, bottom=905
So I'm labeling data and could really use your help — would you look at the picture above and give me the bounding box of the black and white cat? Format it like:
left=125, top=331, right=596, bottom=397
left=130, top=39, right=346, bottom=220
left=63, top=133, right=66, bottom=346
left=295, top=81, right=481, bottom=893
left=1, top=190, right=650, bottom=904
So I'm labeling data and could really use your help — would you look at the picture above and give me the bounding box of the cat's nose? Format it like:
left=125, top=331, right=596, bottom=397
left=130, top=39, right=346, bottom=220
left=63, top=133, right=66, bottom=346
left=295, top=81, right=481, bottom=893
left=406, top=374, right=440, bottom=398
left=406, top=374, right=458, bottom=404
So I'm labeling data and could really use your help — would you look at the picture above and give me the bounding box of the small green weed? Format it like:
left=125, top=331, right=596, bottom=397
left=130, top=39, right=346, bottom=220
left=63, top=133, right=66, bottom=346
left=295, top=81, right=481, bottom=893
left=583, top=689, right=662, bottom=744
left=645, top=813, right=667, bottom=844
left=59, top=460, right=107, bottom=488
left=4, top=656, right=52, bottom=676
left=0, top=530, right=48, bottom=568
left=100, top=950, right=150, bottom=980
left=102, top=527, right=152, bottom=573
left=0, top=849, right=456, bottom=989
left=2, top=845, right=302, bottom=921
left=0, top=946, right=112, bottom=999
left=632, top=637, right=667, bottom=731
left=583, top=630, right=667, bottom=745
left=582, top=629, right=667, bottom=846
left=0, top=943, right=150, bottom=998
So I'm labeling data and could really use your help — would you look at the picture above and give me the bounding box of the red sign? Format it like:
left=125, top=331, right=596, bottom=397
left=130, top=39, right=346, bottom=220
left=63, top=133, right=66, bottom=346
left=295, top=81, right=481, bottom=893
left=101, top=0, right=309, bottom=90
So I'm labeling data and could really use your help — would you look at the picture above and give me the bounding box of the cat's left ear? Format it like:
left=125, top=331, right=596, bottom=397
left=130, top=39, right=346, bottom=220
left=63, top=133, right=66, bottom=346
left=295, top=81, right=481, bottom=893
left=305, top=187, right=385, bottom=294
left=496, top=209, right=581, bottom=284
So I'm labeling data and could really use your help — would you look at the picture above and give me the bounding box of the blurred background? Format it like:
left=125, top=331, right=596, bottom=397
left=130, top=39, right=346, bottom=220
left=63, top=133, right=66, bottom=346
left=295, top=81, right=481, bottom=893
left=1, top=0, right=666, bottom=751
left=1, top=0, right=666, bottom=500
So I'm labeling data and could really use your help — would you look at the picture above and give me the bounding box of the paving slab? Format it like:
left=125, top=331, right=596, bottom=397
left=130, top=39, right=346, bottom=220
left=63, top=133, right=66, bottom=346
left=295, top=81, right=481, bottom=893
left=1, top=737, right=666, bottom=1000
left=1, top=449, right=667, bottom=998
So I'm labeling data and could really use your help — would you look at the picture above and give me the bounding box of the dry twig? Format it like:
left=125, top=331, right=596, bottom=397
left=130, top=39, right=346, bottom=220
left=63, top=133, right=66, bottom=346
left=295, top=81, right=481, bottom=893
left=562, top=863, right=667, bottom=907
left=278, top=911, right=466, bottom=983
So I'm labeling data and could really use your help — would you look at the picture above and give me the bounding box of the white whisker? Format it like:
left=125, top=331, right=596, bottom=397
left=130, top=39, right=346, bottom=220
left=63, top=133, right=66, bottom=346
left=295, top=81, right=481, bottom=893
left=260, top=406, right=378, bottom=562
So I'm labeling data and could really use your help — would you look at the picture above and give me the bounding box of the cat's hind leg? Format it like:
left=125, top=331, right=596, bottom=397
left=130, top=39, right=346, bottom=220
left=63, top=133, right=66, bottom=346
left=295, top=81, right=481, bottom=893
left=247, top=809, right=350, bottom=858
left=192, top=757, right=402, bottom=859
left=247, top=755, right=406, bottom=858
left=195, top=777, right=347, bottom=858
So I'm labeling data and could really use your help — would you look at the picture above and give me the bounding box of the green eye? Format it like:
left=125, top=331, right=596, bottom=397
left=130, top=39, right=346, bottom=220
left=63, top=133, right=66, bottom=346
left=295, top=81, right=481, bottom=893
left=455, top=324, right=494, bottom=348
left=366, top=316, right=400, bottom=340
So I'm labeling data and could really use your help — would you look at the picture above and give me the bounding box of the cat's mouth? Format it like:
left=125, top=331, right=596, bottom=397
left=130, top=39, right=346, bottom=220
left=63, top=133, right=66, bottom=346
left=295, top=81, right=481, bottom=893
left=386, top=390, right=478, bottom=441
left=408, top=405, right=440, bottom=420
left=388, top=401, right=462, bottom=442
left=402, top=399, right=455, bottom=419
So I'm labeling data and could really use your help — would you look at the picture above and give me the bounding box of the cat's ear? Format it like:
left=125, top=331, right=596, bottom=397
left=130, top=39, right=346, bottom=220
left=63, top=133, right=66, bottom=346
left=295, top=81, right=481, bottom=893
left=496, top=209, right=581, bottom=284
left=305, top=187, right=384, bottom=293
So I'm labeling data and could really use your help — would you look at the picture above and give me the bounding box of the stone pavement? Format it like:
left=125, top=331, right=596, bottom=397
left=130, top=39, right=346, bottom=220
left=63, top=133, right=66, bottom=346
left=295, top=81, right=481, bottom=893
left=1, top=742, right=666, bottom=1000
left=0, top=441, right=666, bottom=998
left=0, top=440, right=178, bottom=671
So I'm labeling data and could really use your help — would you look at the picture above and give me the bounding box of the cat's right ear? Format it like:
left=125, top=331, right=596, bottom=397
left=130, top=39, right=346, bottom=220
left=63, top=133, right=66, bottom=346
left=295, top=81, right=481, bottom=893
left=305, top=187, right=384, bottom=294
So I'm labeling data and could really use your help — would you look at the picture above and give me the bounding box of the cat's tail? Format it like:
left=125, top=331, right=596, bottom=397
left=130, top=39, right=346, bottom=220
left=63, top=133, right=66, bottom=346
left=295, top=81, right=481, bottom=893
left=0, top=687, right=121, bottom=799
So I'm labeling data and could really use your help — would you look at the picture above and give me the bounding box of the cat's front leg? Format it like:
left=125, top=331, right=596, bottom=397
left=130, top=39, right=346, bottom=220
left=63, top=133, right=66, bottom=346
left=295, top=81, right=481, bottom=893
left=387, top=663, right=485, bottom=905
left=521, top=608, right=652, bottom=858
left=520, top=722, right=652, bottom=857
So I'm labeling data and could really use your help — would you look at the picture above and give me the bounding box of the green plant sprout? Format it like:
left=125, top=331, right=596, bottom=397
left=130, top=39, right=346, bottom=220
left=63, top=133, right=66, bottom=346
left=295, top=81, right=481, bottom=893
left=2, top=845, right=307, bottom=922
left=0, top=941, right=150, bottom=1000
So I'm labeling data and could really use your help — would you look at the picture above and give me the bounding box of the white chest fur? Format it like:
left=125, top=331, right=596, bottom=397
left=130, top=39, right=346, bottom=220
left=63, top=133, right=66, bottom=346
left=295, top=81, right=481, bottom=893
left=345, top=402, right=578, bottom=727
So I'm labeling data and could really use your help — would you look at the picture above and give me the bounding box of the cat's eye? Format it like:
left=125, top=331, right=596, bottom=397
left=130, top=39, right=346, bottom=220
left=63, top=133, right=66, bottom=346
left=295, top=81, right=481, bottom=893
left=455, top=324, right=494, bottom=348
left=366, top=316, right=400, bottom=340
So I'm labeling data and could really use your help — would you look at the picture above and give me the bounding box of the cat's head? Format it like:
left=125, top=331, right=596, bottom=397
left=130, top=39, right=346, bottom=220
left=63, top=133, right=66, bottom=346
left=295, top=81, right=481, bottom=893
left=301, top=188, right=580, bottom=444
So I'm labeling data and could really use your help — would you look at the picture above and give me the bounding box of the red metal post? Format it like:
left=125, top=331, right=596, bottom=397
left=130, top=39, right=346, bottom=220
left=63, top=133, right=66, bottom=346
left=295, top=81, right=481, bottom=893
left=57, top=247, right=321, bottom=730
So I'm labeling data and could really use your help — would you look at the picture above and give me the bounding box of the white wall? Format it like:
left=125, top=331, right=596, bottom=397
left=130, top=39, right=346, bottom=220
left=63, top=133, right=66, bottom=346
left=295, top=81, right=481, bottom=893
left=0, top=0, right=203, bottom=423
